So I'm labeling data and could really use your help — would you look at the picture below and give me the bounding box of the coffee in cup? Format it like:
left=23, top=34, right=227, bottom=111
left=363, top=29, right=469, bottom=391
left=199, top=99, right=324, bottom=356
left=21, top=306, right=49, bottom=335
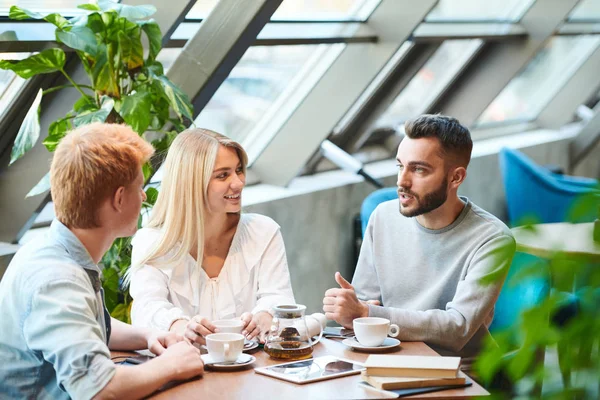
left=205, top=333, right=245, bottom=363
left=213, top=319, right=244, bottom=334
left=353, top=317, right=399, bottom=347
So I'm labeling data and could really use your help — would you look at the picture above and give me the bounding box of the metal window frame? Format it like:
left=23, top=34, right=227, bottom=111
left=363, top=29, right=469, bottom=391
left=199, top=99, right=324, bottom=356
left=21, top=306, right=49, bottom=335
left=537, top=38, right=600, bottom=129
left=165, top=0, right=284, bottom=119
left=250, top=0, right=438, bottom=187
left=432, top=0, right=582, bottom=127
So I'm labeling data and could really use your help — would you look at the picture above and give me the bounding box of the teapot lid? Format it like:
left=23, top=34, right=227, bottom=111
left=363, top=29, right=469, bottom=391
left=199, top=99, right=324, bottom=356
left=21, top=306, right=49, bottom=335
left=272, top=304, right=306, bottom=318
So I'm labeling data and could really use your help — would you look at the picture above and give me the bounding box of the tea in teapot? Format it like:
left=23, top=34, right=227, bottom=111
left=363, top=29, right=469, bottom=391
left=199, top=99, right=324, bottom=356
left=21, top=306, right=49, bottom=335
left=264, top=304, right=323, bottom=360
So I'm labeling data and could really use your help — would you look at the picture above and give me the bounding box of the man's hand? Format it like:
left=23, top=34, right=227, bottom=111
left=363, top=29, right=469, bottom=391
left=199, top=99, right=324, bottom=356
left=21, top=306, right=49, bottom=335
left=240, top=311, right=273, bottom=343
left=158, top=341, right=204, bottom=381
left=322, top=272, right=369, bottom=329
left=147, top=331, right=183, bottom=356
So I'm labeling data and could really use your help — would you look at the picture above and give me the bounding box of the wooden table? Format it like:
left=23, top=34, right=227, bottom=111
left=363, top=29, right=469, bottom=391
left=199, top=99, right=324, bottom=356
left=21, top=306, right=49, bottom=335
left=113, top=338, right=488, bottom=399
left=512, top=222, right=600, bottom=263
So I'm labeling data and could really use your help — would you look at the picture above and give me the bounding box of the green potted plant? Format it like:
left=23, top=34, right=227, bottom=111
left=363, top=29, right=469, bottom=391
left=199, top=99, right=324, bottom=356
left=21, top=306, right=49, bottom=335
left=476, top=194, right=600, bottom=398
left=0, top=0, right=194, bottom=321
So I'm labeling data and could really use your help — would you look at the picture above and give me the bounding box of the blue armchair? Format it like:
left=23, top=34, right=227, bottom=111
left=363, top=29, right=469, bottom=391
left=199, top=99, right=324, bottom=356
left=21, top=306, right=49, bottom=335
left=360, top=187, right=398, bottom=236
left=499, top=147, right=599, bottom=226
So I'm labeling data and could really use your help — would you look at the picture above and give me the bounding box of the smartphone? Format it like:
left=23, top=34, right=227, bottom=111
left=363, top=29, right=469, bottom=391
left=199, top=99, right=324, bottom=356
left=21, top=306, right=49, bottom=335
left=121, top=355, right=153, bottom=365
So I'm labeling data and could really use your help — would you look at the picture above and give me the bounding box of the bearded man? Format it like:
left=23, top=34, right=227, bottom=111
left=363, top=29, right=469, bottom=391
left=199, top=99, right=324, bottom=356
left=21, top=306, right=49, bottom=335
left=323, top=114, right=516, bottom=367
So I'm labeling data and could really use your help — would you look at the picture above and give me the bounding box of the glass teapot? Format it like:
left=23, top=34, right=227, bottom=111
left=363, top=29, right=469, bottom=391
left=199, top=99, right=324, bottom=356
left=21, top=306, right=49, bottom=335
left=264, top=304, right=323, bottom=360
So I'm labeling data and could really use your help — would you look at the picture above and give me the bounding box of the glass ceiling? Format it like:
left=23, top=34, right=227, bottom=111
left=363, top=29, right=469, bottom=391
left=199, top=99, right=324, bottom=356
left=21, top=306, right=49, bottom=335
left=187, top=0, right=381, bottom=21
left=425, top=0, right=534, bottom=22
left=477, top=35, right=600, bottom=126
left=0, top=52, right=30, bottom=122
left=0, top=1, right=90, bottom=16
left=193, top=44, right=344, bottom=157
left=569, top=0, right=600, bottom=21
left=376, top=40, right=482, bottom=129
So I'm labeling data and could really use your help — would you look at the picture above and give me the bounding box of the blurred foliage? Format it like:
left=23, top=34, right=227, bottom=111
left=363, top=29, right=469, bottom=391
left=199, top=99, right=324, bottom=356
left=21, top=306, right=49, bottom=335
left=475, top=189, right=600, bottom=398
left=0, top=1, right=193, bottom=321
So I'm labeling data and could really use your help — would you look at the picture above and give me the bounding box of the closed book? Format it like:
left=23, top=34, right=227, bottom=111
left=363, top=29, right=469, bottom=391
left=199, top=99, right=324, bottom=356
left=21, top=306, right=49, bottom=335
left=364, top=355, right=461, bottom=378
left=361, top=370, right=468, bottom=390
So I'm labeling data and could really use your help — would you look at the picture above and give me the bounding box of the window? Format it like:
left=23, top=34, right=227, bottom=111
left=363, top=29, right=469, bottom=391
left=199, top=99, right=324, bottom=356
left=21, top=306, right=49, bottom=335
left=0, top=53, right=30, bottom=121
left=187, top=0, right=381, bottom=21
left=0, top=1, right=90, bottom=16
left=477, top=35, right=600, bottom=126
left=425, top=0, right=534, bottom=22
left=569, top=0, right=600, bottom=21
left=193, top=44, right=345, bottom=163
left=376, top=40, right=482, bottom=128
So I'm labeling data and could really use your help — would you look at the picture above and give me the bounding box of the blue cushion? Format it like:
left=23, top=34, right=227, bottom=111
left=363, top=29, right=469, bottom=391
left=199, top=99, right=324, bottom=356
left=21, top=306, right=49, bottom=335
left=490, top=252, right=550, bottom=333
left=360, top=188, right=398, bottom=236
left=499, top=148, right=599, bottom=226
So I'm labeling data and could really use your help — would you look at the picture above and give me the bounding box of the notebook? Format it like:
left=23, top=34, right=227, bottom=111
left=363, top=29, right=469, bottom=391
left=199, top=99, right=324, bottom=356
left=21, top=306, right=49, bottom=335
left=361, top=370, right=468, bottom=390
left=364, top=355, right=461, bottom=378
left=359, top=378, right=473, bottom=398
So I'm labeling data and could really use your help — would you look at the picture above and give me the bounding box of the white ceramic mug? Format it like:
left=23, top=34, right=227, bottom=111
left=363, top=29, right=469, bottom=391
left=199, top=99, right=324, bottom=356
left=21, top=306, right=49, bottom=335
left=205, top=333, right=245, bottom=363
left=212, top=319, right=244, bottom=334
left=353, top=317, right=399, bottom=347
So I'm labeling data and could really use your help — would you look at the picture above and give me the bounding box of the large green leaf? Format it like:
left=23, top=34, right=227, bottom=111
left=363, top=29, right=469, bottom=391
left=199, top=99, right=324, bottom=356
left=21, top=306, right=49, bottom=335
left=26, top=172, right=50, bottom=198
left=139, top=19, right=162, bottom=62
left=10, top=89, right=43, bottom=165
left=92, top=49, right=119, bottom=97
left=43, top=117, right=72, bottom=152
left=86, top=12, right=105, bottom=34
left=153, top=75, right=193, bottom=121
left=56, top=25, right=98, bottom=56
left=119, top=91, right=152, bottom=134
left=98, top=0, right=156, bottom=20
left=152, top=130, right=177, bottom=154
left=142, top=162, right=153, bottom=183
left=73, top=97, right=114, bottom=127
left=118, top=29, right=144, bottom=70
left=73, top=95, right=97, bottom=113
left=78, top=3, right=101, bottom=11
left=0, top=48, right=65, bottom=79
left=9, top=6, right=70, bottom=30
left=145, top=187, right=159, bottom=207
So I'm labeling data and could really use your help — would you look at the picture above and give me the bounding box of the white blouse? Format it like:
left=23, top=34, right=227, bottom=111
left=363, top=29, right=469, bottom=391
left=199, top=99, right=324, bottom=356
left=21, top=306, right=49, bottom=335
left=129, top=214, right=296, bottom=331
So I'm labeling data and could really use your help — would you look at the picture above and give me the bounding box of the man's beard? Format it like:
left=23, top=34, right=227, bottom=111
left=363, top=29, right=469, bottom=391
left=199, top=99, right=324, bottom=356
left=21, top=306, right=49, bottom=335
left=398, top=176, right=448, bottom=217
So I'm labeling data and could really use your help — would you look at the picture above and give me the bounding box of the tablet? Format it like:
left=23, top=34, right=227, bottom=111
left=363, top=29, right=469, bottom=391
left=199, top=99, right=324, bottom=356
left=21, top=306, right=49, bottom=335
left=254, top=356, right=364, bottom=384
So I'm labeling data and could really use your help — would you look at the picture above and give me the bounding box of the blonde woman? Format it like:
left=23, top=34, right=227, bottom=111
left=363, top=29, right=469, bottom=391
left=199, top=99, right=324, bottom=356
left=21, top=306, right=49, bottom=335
left=127, top=129, right=295, bottom=344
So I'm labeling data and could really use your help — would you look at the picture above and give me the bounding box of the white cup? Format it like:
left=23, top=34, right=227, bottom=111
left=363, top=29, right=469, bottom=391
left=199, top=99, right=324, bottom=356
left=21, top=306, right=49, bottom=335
left=205, top=333, right=245, bottom=363
left=353, top=317, right=399, bottom=347
left=213, top=319, right=244, bottom=334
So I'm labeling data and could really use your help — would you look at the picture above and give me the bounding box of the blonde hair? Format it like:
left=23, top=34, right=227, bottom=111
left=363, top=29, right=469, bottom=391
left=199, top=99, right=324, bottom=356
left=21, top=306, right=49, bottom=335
left=51, top=122, right=154, bottom=229
left=126, top=128, right=248, bottom=281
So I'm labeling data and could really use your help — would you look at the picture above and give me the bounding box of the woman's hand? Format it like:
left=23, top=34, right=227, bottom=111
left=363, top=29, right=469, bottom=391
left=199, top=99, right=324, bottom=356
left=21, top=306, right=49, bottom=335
left=174, top=316, right=217, bottom=346
left=240, top=311, right=273, bottom=343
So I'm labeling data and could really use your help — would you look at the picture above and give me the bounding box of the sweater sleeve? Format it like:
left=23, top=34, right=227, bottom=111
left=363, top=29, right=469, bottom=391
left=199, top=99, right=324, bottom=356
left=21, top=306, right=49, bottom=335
left=352, top=209, right=382, bottom=303
left=368, top=234, right=515, bottom=352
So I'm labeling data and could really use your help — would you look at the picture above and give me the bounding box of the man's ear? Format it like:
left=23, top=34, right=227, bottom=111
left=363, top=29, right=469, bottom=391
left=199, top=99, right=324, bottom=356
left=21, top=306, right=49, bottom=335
left=449, top=166, right=467, bottom=189
left=112, top=186, right=126, bottom=212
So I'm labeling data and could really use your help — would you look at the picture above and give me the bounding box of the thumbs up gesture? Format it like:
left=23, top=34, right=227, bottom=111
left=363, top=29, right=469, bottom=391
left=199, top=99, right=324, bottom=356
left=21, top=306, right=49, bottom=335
left=323, top=272, right=369, bottom=329
left=335, top=271, right=353, bottom=290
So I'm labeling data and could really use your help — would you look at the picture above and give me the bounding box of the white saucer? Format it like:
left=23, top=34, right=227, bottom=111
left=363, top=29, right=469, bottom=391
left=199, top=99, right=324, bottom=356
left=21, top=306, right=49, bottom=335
left=342, top=337, right=401, bottom=351
left=202, top=353, right=256, bottom=370
left=243, top=340, right=259, bottom=352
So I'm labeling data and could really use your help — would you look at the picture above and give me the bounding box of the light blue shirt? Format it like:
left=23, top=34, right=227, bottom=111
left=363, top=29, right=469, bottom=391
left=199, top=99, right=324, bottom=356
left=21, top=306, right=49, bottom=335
left=0, top=220, right=116, bottom=399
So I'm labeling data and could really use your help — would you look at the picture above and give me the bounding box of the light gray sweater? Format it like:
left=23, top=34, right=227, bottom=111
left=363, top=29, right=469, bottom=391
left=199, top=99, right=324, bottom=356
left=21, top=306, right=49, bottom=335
left=353, top=197, right=515, bottom=361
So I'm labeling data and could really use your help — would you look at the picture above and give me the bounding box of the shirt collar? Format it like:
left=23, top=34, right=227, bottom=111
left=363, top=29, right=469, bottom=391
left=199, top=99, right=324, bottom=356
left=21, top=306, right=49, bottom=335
left=50, top=219, right=102, bottom=275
